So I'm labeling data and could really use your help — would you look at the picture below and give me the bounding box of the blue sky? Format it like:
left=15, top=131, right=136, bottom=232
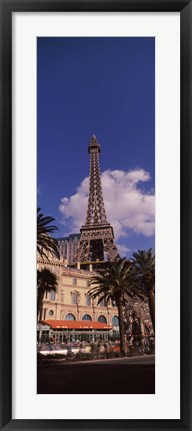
left=37, top=37, right=155, bottom=257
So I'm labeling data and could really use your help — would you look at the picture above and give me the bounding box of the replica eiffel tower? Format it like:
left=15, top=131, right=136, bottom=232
left=75, top=135, right=119, bottom=265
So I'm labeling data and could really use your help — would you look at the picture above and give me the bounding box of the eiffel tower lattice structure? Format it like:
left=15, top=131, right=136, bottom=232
left=75, top=135, right=119, bottom=264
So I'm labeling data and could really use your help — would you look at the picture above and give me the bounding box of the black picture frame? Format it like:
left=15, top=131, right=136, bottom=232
left=0, top=0, right=191, bottom=430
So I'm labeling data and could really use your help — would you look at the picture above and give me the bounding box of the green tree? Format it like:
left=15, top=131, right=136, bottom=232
left=88, top=258, right=134, bottom=355
left=37, top=268, right=58, bottom=321
left=37, top=208, right=60, bottom=259
left=131, top=249, right=155, bottom=333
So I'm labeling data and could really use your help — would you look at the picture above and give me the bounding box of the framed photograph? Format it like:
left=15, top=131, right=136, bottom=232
left=0, top=0, right=191, bottom=430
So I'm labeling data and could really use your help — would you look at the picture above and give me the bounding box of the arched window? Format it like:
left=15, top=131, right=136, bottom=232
left=71, top=291, right=80, bottom=305
left=65, top=313, right=76, bottom=321
left=71, top=292, right=78, bottom=304
left=112, top=315, right=119, bottom=326
left=99, top=298, right=107, bottom=307
left=98, top=315, right=107, bottom=324
left=85, top=294, right=91, bottom=306
left=82, top=314, right=92, bottom=321
left=50, top=290, right=55, bottom=301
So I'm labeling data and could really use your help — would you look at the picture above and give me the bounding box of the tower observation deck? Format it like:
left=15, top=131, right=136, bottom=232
left=75, top=135, right=119, bottom=264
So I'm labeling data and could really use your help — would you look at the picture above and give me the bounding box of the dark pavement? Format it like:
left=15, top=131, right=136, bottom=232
left=37, top=355, right=155, bottom=394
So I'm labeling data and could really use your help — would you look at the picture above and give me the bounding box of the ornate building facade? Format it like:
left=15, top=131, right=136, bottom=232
left=38, top=256, right=119, bottom=328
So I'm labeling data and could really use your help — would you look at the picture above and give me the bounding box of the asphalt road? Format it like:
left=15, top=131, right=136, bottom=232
left=37, top=355, right=155, bottom=394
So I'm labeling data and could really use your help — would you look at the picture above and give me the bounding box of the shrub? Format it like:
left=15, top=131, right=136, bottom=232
left=75, top=352, right=82, bottom=360
left=114, top=351, right=121, bottom=358
left=66, top=352, right=76, bottom=361
left=75, top=352, right=91, bottom=361
left=40, top=353, right=66, bottom=360
left=106, top=351, right=115, bottom=359
left=83, top=353, right=91, bottom=360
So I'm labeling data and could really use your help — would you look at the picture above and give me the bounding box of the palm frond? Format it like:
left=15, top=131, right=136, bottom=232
left=37, top=208, right=60, bottom=259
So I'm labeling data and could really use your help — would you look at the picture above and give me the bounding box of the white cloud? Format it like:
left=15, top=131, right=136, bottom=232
left=59, top=168, right=155, bottom=240
left=116, top=243, right=131, bottom=256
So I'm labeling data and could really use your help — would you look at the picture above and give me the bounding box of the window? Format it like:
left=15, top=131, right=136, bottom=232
left=86, top=294, right=91, bottom=306
left=71, top=292, right=79, bottom=305
left=50, top=290, right=55, bottom=301
left=99, top=298, right=107, bottom=307
left=82, top=314, right=92, bottom=321
left=112, top=316, right=119, bottom=326
left=98, top=315, right=107, bottom=324
left=72, top=278, right=77, bottom=285
left=65, top=313, right=76, bottom=321
left=48, top=310, right=54, bottom=316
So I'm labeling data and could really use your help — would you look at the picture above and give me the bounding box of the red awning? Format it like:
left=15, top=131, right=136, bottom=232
left=43, top=320, right=112, bottom=330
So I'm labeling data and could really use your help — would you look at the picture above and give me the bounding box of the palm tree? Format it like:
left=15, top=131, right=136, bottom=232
left=37, top=208, right=60, bottom=259
left=37, top=268, right=58, bottom=321
left=123, top=296, right=151, bottom=348
left=88, top=258, right=135, bottom=355
left=131, top=249, right=155, bottom=333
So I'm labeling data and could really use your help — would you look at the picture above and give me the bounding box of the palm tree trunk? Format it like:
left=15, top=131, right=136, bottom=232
left=37, top=289, right=44, bottom=321
left=140, top=318, right=145, bottom=349
left=148, top=289, right=155, bottom=333
left=117, top=302, right=126, bottom=355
